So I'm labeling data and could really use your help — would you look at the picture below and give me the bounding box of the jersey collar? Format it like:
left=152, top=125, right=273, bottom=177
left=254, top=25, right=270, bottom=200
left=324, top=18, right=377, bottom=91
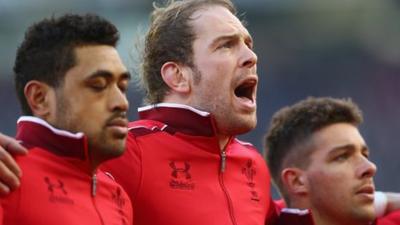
left=16, top=116, right=89, bottom=160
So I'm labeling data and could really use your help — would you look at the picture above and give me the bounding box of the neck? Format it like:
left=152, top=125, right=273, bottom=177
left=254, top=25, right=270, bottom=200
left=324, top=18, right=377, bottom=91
left=89, top=156, right=100, bottom=174
left=289, top=199, right=371, bottom=225
left=217, top=134, right=230, bottom=150
left=311, top=208, right=370, bottom=225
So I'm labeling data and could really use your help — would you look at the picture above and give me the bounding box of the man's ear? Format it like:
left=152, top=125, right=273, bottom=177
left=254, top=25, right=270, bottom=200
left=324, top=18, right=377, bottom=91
left=24, top=81, right=53, bottom=119
left=160, top=62, right=190, bottom=93
left=281, top=167, right=308, bottom=196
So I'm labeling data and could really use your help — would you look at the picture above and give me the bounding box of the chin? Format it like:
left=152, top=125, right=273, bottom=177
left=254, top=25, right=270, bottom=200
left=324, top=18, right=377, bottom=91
left=111, top=140, right=126, bottom=154
left=243, top=118, right=257, bottom=131
left=106, top=132, right=127, bottom=149
left=232, top=122, right=256, bottom=135
left=101, top=139, right=126, bottom=156
left=353, top=207, right=376, bottom=223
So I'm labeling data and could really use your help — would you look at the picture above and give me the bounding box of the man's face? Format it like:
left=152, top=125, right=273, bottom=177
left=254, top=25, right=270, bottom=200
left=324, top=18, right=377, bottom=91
left=187, top=5, right=258, bottom=137
left=304, top=123, right=377, bottom=224
left=49, top=45, right=130, bottom=165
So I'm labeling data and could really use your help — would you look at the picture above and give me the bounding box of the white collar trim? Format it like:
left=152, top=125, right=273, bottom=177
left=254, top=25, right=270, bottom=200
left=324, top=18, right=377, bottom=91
left=138, top=103, right=210, bottom=117
left=17, top=116, right=84, bottom=139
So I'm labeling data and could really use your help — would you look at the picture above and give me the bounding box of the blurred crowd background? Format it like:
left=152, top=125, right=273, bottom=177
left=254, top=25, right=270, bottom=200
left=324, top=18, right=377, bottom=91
left=1, top=0, right=399, bottom=197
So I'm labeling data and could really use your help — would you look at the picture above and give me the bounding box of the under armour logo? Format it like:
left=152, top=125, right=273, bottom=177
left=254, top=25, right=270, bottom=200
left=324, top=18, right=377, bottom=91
left=44, top=177, right=67, bottom=195
left=169, top=161, right=195, bottom=190
left=44, top=176, right=74, bottom=204
left=169, top=161, right=191, bottom=179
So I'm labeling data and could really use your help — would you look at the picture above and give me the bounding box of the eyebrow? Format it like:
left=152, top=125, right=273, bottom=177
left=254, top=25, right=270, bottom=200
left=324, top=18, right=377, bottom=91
left=328, top=143, right=369, bottom=156
left=211, top=33, right=253, bottom=47
left=87, top=70, right=131, bottom=81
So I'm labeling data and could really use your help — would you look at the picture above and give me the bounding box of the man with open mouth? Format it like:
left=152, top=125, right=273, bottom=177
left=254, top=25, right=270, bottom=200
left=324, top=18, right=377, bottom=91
left=101, top=1, right=277, bottom=225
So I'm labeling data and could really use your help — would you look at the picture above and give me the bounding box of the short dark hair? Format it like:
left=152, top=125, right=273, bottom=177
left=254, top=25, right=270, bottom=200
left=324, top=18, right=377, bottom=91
left=14, top=13, right=120, bottom=115
left=264, top=97, right=363, bottom=203
left=140, top=0, right=236, bottom=104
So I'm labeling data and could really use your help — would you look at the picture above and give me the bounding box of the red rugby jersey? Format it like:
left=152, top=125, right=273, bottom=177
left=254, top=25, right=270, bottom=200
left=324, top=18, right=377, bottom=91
left=0, top=116, right=132, bottom=225
left=103, top=103, right=278, bottom=225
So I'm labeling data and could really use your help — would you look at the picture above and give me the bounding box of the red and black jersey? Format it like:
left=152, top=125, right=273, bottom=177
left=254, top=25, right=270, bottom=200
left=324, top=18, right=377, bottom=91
left=102, top=103, right=278, bottom=225
left=0, top=116, right=132, bottom=225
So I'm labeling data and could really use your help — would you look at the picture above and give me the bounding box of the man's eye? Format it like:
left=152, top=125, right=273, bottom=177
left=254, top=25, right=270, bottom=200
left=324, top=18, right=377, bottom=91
left=334, top=153, right=349, bottom=162
left=89, top=81, right=107, bottom=91
left=119, top=83, right=128, bottom=93
left=91, top=86, right=106, bottom=91
left=246, top=41, right=254, bottom=50
left=219, top=40, right=234, bottom=49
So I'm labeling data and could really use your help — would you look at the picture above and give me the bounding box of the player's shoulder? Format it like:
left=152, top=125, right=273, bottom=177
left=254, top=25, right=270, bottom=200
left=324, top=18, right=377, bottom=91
left=127, top=119, right=167, bottom=137
left=16, top=147, right=59, bottom=169
left=233, top=138, right=257, bottom=150
left=232, top=138, right=264, bottom=158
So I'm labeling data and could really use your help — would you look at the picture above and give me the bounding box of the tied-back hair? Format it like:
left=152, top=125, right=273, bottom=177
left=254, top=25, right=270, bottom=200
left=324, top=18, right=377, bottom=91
left=140, top=0, right=236, bottom=104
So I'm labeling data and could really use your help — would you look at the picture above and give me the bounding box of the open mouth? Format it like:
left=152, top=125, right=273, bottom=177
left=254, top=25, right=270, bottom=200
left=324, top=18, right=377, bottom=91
left=234, top=78, right=257, bottom=102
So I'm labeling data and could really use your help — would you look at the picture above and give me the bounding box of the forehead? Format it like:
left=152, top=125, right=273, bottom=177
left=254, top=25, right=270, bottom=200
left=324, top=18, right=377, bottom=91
left=190, top=5, right=250, bottom=41
left=309, top=123, right=365, bottom=157
left=68, top=45, right=127, bottom=80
